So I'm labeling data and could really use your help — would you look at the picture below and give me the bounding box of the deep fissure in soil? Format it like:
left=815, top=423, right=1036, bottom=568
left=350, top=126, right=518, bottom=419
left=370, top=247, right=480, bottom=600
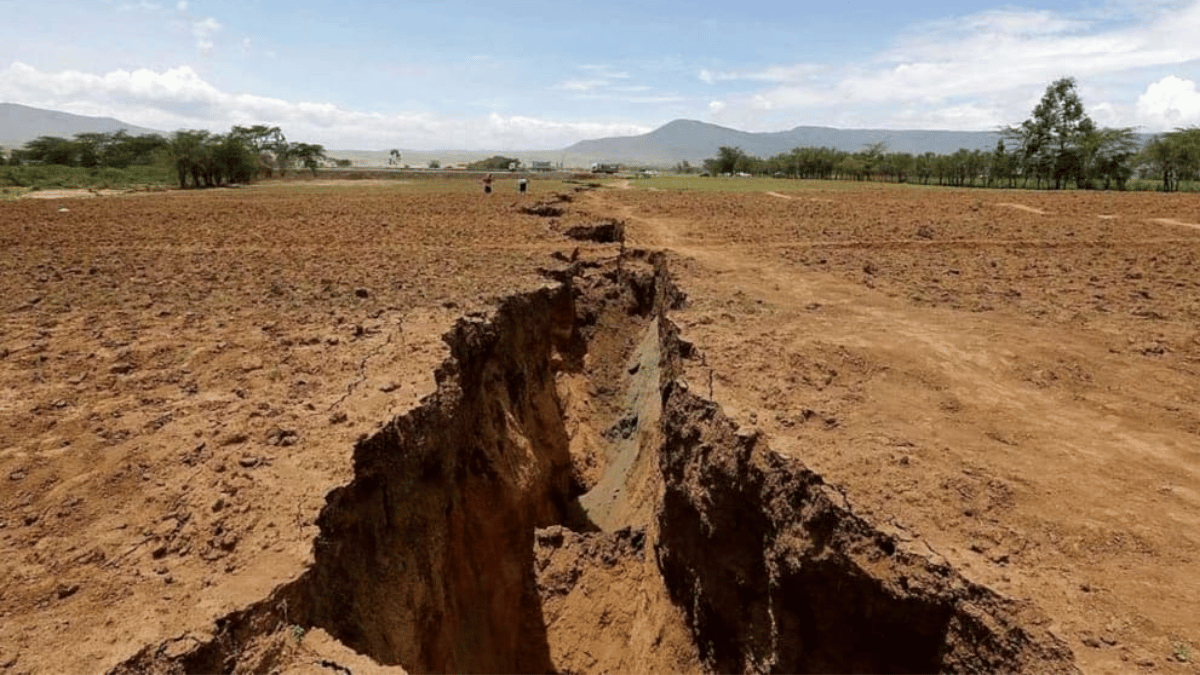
left=113, top=251, right=1078, bottom=675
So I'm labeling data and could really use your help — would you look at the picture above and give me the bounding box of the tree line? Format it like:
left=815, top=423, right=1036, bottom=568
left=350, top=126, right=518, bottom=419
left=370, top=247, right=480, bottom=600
left=0, top=124, right=329, bottom=189
left=701, top=78, right=1200, bottom=192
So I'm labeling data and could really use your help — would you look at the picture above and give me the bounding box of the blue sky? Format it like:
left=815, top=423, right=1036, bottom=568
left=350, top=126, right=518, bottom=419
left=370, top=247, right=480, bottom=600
left=2, top=0, right=1199, bottom=149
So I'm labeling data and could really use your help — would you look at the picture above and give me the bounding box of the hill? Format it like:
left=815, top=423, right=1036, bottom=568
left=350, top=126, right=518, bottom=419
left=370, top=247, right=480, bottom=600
left=562, top=119, right=1012, bottom=166
left=0, top=102, right=161, bottom=149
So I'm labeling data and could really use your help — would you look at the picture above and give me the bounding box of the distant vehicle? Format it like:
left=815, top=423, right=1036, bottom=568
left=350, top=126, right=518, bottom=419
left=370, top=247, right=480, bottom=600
left=530, top=161, right=554, bottom=172
left=591, top=163, right=621, bottom=174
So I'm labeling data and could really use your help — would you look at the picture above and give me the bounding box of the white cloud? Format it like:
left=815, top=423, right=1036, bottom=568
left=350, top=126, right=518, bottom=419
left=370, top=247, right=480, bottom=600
left=579, top=64, right=630, bottom=79
left=698, top=64, right=821, bottom=84
left=1136, top=75, right=1200, bottom=129
left=704, top=2, right=1200, bottom=130
left=555, top=65, right=670, bottom=102
left=557, top=79, right=608, bottom=92
left=176, top=0, right=188, bottom=10
left=117, top=1, right=162, bottom=11
left=0, top=61, right=650, bottom=149
left=192, top=17, right=221, bottom=53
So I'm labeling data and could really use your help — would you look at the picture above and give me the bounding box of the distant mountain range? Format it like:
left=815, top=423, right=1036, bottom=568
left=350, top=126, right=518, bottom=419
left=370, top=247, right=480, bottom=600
left=0, top=103, right=161, bottom=149
left=563, top=119, right=1012, bottom=165
left=0, top=104, right=1155, bottom=169
left=347, top=121, right=1014, bottom=169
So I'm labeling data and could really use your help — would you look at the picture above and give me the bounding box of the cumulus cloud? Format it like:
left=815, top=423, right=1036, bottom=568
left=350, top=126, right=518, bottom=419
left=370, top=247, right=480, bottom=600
left=703, top=2, right=1200, bottom=130
left=1137, top=75, right=1200, bottom=129
left=0, top=62, right=650, bottom=149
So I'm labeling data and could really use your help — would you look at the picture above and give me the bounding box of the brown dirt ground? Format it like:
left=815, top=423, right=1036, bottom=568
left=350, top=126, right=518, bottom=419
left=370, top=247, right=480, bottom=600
left=2, top=180, right=1199, bottom=674
left=587, top=184, right=1200, bottom=674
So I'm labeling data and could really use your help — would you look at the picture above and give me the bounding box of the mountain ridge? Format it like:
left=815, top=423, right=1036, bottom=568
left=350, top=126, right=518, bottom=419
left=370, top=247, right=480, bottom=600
left=0, top=102, right=161, bottom=149
left=2, top=104, right=1153, bottom=169
left=562, top=118, right=1012, bottom=165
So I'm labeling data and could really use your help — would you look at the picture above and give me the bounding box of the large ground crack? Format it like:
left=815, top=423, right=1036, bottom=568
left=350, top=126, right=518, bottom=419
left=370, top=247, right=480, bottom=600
left=112, top=250, right=1079, bottom=674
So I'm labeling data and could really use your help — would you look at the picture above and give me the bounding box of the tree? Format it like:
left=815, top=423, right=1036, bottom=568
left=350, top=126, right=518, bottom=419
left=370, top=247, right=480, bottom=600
left=1141, top=127, right=1200, bottom=192
left=290, top=142, right=327, bottom=175
left=860, top=141, right=887, bottom=180
left=466, top=155, right=519, bottom=171
left=428, top=159, right=441, bottom=169
left=990, top=140, right=1012, bottom=187
left=1006, top=77, right=1096, bottom=189
left=168, top=130, right=211, bottom=189
left=231, top=125, right=286, bottom=176
left=389, top=149, right=401, bottom=166
left=23, top=136, right=78, bottom=166
left=210, top=133, right=259, bottom=184
left=708, top=146, right=747, bottom=175
left=1079, top=126, right=1139, bottom=190
left=73, top=132, right=111, bottom=168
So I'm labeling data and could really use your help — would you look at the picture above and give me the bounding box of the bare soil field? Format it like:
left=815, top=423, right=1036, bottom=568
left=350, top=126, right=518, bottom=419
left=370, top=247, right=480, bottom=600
left=1, top=180, right=1198, bottom=674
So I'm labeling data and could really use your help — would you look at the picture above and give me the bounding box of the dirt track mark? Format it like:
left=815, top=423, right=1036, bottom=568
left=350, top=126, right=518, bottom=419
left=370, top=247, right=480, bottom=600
left=766, top=191, right=795, bottom=200
left=1150, top=217, right=1200, bottom=230
left=995, top=202, right=1048, bottom=215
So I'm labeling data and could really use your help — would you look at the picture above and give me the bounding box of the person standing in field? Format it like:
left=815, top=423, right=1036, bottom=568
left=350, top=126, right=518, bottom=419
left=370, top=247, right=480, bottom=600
left=482, top=173, right=493, bottom=194
left=518, top=177, right=528, bottom=195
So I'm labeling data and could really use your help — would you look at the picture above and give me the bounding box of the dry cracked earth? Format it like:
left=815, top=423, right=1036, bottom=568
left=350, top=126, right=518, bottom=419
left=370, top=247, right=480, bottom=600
left=2, top=179, right=1199, bottom=674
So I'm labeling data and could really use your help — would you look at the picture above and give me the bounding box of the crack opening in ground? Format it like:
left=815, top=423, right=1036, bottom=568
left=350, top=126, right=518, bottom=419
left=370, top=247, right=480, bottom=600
left=112, top=250, right=1079, bottom=675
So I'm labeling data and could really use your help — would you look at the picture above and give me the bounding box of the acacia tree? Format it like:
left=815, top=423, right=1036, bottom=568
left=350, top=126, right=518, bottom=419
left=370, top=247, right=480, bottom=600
left=290, top=142, right=327, bottom=175
left=22, top=136, right=78, bottom=165
left=1141, top=126, right=1200, bottom=192
left=1080, top=126, right=1139, bottom=190
left=231, top=125, right=286, bottom=176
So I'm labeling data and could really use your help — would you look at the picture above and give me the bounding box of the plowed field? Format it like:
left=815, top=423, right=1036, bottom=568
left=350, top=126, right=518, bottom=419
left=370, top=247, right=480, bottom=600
left=2, top=179, right=1199, bottom=674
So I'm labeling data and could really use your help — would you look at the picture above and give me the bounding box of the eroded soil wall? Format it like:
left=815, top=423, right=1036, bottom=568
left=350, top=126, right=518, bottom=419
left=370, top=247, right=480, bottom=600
left=656, top=384, right=1077, bottom=673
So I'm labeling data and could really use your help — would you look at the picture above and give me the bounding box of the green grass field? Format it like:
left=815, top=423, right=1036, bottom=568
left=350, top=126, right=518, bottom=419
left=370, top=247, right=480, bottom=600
left=0, top=164, right=175, bottom=190
left=627, top=174, right=1200, bottom=194
left=628, top=175, right=947, bottom=193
